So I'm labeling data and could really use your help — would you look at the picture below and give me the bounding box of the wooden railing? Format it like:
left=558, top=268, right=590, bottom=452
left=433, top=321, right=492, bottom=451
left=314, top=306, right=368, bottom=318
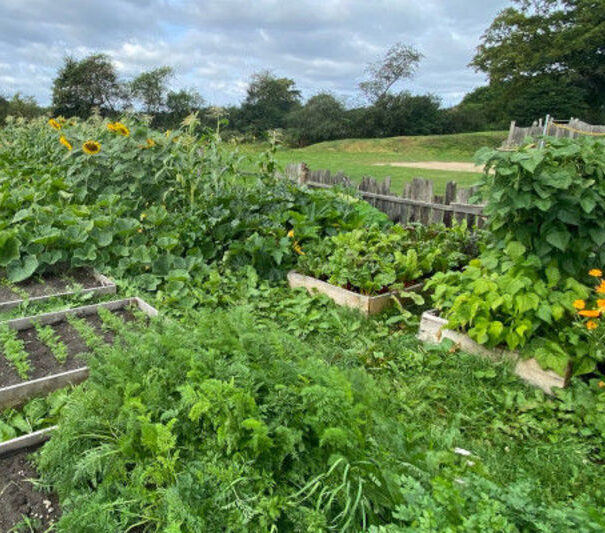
left=283, top=163, right=486, bottom=227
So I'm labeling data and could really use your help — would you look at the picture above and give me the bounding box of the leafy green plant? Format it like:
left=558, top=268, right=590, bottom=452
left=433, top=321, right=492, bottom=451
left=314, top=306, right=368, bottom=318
left=298, top=222, right=477, bottom=295
left=476, top=137, right=605, bottom=278
left=0, top=324, right=30, bottom=379
left=34, top=322, right=68, bottom=363
left=65, top=315, right=105, bottom=351
left=0, top=387, right=70, bottom=442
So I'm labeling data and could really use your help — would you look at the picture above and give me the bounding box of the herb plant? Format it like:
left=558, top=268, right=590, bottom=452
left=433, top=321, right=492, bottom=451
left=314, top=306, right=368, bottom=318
left=34, top=323, right=68, bottom=363
left=0, top=324, right=30, bottom=379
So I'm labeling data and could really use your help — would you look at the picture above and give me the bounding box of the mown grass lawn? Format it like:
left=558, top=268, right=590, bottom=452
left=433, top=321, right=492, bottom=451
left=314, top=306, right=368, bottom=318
left=244, top=131, right=507, bottom=194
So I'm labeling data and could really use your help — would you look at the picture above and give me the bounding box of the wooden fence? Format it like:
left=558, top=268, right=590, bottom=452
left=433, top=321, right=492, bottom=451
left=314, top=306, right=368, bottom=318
left=505, top=117, right=605, bottom=147
left=283, top=163, right=486, bottom=228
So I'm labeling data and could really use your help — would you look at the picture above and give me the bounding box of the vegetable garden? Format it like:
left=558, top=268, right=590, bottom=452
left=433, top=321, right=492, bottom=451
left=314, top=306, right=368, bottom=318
left=0, top=114, right=604, bottom=532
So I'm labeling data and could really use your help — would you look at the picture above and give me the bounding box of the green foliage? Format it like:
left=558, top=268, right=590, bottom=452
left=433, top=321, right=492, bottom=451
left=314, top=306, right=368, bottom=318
left=34, top=323, right=68, bottom=364
left=298, top=223, right=477, bottom=295
left=477, top=137, right=605, bottom=278
left=426, top=253, right=590, bottom=375
left=52, top=54, right=125, bottom=118
left=37, top=310, right=405, bottom=531
left=472, top=0, right=605, bottom=121
left=0, top=323, right=30, bottom=379
left=0, top=388, right=69, bottom=442
left=0, top=117, right=385, bottom=303
left=65, top=315, right=105, bottom=351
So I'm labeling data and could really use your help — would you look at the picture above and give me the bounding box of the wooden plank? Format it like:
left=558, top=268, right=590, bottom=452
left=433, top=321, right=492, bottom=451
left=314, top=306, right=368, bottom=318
left=443, top=181, right=457, bottom=227
left=417, top=311, right=568, bottom=395
left=0, top=426, right=56, bottom=457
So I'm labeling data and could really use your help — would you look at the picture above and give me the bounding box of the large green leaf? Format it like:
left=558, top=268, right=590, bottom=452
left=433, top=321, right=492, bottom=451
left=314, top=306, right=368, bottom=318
left=0, top=233, right=20, bottom=266
left=7, top=255, right=39, bottom=282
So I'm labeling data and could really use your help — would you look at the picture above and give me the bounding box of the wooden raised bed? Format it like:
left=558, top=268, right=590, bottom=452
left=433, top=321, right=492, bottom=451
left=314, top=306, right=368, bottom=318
left=0, top=297, right=157, bottom=409
left=288, top=271, right=422, bottom=316
left=0, top=426, right=56, bottom=457
left=417, top=310, right=568, bottom=395
left=0, top=268, right=116, bottom=312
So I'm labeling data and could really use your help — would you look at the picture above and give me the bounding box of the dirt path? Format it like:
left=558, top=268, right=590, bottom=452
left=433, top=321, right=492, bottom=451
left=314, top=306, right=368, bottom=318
left=373, top=161, right=485, bottom=173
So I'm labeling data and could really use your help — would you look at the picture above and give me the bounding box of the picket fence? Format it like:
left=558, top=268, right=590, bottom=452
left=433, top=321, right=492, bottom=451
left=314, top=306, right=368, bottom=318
left=505, top=117, right=605, bottom=147
left=283, top=163, right=486, bottom=228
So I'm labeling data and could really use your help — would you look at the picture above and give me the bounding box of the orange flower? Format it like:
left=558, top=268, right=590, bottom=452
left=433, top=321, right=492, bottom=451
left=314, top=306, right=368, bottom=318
left=598, top=299, right=605, bottom=309
left=59, top=135, right=72, bottom=151
left=587, top=320, right=598, bottom=330
left=599, top=381, right=605, bottom=388
left=573, top=299, right=586, bottom=310
left=589, top=269, right=603, bottom=277
left=579, top=309, right=601, bottom=318
left=597, top=281, right=605, bottom=294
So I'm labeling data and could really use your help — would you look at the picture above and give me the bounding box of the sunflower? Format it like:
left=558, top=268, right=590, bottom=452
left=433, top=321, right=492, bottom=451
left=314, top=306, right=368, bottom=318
left=48, top=118, right=61, bottom=130
left=82, top=140, right=101, bottom=155
left=59, top=135, right=72, bottom=151
left=108, top=122, right=130, bottom=136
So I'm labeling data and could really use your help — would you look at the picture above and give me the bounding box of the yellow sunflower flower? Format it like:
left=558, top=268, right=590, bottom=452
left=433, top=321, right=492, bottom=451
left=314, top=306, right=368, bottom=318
left=59, top=135, right=72, bottom=151
left=108, top=122, right=130, bottom=136
left=48, top=118, right=61, bottom=130
left=82, top=140, right=101, bottom=155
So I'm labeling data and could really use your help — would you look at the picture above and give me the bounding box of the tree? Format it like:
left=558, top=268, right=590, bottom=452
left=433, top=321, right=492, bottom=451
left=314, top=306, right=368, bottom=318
left=239, top=71, right=301, bottom=134
left=0, top=95, right=8, bottom=124
left=286, top=93, right=350, bottom=145
left=472, top=0, right=605, bottom=121
left=359, top=42, right=423, bottom=103
left=52, top=54, right=125, bottom=118
left=5, top=93, right=45, bottom=120
left=166, top=89, right=204, bottom=116
left=130, top=67, right=174, bottom=113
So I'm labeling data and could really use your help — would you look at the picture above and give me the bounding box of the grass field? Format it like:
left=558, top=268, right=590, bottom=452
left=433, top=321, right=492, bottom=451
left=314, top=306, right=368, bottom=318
left=246, top=131, right=507, bottom=194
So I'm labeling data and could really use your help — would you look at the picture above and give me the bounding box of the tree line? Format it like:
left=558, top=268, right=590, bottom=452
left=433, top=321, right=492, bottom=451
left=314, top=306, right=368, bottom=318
left=1, top=0, right=603, bottom=145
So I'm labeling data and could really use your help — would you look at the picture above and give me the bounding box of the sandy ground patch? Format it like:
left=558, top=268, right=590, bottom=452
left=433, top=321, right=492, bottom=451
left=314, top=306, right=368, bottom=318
left=373, top=161, right=485, bottom=173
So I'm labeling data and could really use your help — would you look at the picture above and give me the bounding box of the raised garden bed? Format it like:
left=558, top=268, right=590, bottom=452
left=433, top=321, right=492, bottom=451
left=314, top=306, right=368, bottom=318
left=288, top=271, right=422, bottom=315
left=0, top=268, right=116, bottom=312
left=0, top=297, right=158, bottom=409
left=0, top=444, right=60, bottom=531
left=417, top=310, right=569, bottom=395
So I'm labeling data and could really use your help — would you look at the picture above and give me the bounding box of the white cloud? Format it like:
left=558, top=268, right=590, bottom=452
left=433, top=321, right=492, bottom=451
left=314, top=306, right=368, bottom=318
left=0, top=0, right=509, bottom=107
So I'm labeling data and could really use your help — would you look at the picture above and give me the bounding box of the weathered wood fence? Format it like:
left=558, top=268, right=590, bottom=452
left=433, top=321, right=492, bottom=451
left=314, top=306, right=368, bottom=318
left=505, top=117, right=605, bottom=147
left=284, top=163, right=486, bottom=228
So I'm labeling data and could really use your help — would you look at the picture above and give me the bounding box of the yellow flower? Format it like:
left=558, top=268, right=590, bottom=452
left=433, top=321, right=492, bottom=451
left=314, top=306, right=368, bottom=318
left=108, top=122, right=130, bottom=136
left=589, top=269, right=603, bottom=277
left=82, top=140, right=101, bottom=155
left=146, top=138, right=155, bottom=148
left=140, top=212, right=147, bottom=220
left=587, top=320, right=598, bottom=330
left=597, top=281, right=605, bottom=294
left=48, top=118, right=61, bottom=130
left=598, top=299, right=605, bottom=309
left=579, top=309, right=601, bottom=318
left=599, top=381, right=605, bottom=388
left=165, top=130, right=172, bottom=137
left=287, top=229, right=295, bottom=238
left=573, top=299, right=586, bottom=310
left=293, top=242, right=305, bottom=256
left=59, top=135, right=72, bottom=151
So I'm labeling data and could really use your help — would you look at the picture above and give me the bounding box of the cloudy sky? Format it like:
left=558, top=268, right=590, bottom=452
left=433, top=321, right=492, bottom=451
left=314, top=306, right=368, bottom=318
left=0, top=0, right=510, bottom=108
